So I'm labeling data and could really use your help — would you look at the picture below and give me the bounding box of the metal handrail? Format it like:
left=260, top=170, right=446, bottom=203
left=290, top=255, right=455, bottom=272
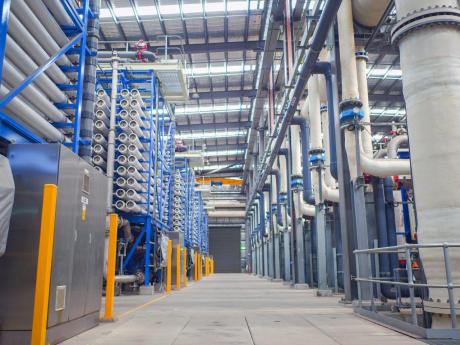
left=353, top=242, right=459, bottom=330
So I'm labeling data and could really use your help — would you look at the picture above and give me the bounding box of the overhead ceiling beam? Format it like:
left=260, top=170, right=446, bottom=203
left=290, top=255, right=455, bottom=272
left=107, top=40, right=284, bottom=54
left=192, top=90, right=260, bottom=99
left=177, top=121, right=251, bottom=131
left=195, top=143, right=248, bottom=151
left=369, top=94, right=404, bottom=103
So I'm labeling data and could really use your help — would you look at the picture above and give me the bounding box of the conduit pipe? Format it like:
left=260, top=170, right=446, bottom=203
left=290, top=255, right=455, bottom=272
left=278, top=147, right=291, bottom=212
left=269, top=169, right=283, bottom=226
left=308, top=75, right=340, bottom=205
left=338, top=1, right=411, bottom=179
left=291, top=116, right=315, bottom=205
left=392, top=0, right=460, bottom=318
left=106, top=53, right=120, bottom=212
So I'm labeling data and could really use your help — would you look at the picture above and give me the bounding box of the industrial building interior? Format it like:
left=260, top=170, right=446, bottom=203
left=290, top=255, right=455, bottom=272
left=0, top=0, right=459, bottom=344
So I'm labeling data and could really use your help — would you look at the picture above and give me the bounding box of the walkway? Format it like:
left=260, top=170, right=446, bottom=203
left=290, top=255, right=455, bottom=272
left=62, top=274, right=425, bottom=345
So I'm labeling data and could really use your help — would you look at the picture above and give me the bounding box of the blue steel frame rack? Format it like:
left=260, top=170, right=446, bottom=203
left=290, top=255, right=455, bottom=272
left=0, top=0, right=91, bottom=153
left=97, top=67, right=174, bottom=286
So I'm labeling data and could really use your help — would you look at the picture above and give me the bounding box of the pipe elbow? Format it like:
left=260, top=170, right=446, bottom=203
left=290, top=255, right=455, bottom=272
left=301, top=203, right=316, bottom=217
left=360, top=153, right=411, bottom=178
left=322, top=181, right=340, bottom=203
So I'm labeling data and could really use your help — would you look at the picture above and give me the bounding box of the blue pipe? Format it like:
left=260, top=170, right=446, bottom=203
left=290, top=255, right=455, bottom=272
left=269, top=170, right=283, bottom=226
left=313, top=62, right=338, bottom=179
left=257, top=193, right=265, bottom=237
left=384, top=178, right=399, bottom=271
left=278, top=148, right=292, bottom=212
left=372, top=177, right=424, bottom=299
left=400, top=187, right=412, bottom=243
left=290, top=117, right=315, bottom=204
left=372, top=177, right=391, bottom=277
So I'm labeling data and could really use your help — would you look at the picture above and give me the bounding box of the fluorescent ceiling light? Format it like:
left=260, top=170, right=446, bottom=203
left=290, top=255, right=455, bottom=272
left=177, top=130, right=247, bottom=140
left=100, top=1, right=263, bottom=19
left=175, top=103, right=250, bottom=115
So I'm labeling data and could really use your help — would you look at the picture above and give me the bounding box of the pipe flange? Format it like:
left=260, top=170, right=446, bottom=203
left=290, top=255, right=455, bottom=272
left=320, top=104, right=328, bottom=113
left=290, top=176, right=303, bottom=191
left=355, top=50, right=368, bottom=61
left=279, top=193, right=288, bottom=205
left=391, top=6, right=460, bottom=46
left=271, top=204, right=278, bottom=213
left=339, top=99, right=364, bottom=124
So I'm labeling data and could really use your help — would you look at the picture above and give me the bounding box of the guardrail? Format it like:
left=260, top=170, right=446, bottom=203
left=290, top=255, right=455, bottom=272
left=353, top=243, right=460, bottom=339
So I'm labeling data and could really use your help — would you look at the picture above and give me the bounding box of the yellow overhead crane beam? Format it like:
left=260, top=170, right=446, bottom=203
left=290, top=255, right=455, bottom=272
left=195, top=177, right=243, bottom=186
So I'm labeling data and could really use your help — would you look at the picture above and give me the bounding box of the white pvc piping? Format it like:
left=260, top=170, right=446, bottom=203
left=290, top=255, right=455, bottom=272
left=338, top=0, right=410, bottom=180
left=106, top=54, right=119, bottom=212
left=352, top=0, right=392, bottom=28
left=290, top=122, right=303, bottom=176
left=356, top=47, right=373, bottom=157
left=279, top=144, right=288, bottom=194
left=394, top=0, right=460, bottom=319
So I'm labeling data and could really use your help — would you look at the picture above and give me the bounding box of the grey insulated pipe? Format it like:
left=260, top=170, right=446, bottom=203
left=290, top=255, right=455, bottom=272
left=291, top=117, right=315, bottom=204
left=106, top=53, right=120, bottom=212
left=80, top=0, right=102, bottom=161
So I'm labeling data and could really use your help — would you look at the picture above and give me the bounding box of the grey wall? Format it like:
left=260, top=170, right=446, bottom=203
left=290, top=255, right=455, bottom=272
left=209, top=227, right=241, bottom=273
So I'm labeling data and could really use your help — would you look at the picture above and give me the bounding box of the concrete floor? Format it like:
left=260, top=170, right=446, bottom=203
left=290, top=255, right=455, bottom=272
left=61, top=274, right=426, bottom=345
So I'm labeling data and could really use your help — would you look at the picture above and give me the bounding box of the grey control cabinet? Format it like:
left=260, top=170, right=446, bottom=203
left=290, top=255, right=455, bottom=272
left=0, top=144, right=107, bottom=344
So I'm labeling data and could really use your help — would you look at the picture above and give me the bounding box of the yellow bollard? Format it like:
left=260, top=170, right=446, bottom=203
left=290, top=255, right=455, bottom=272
left=183, top=248, right=187, bottom=287
left=199, top=253, right=202, bottom=280
left=194, top=252, right=198, bottom=281
left=176, top=244, right=181, bottom=290
left=103, top=213, right=119, bottom=321
left=31, top=184, right=58, bottom=345
left=166, top=240, right=172, bottom=293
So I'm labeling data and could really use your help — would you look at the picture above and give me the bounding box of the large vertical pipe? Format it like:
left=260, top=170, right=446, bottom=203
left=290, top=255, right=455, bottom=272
left=80, top=0, right=102, bottom=161
left=393, top=0, right=460, bottom=321
left=106, top=53, right=120, bottom=212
